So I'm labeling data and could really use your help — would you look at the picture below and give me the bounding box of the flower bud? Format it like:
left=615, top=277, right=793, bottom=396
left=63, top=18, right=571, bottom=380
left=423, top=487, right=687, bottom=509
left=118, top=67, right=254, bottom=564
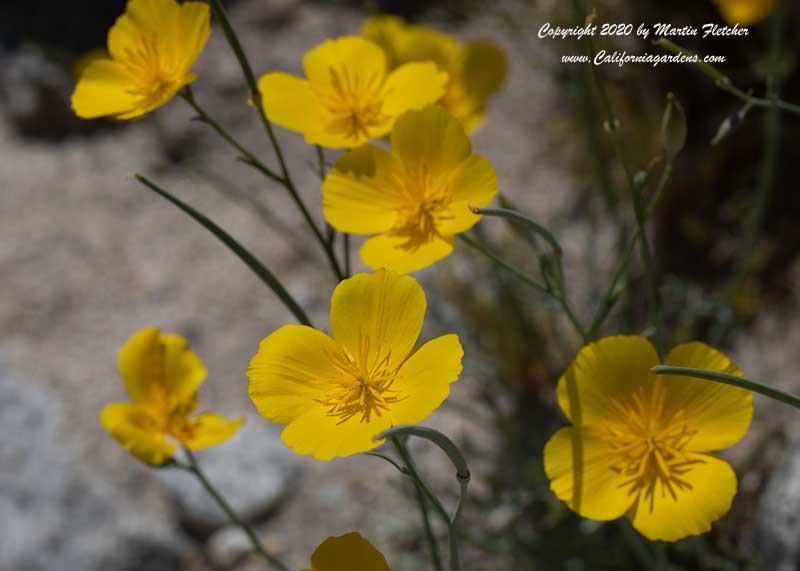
left=661, top=93, right=687, bottom=160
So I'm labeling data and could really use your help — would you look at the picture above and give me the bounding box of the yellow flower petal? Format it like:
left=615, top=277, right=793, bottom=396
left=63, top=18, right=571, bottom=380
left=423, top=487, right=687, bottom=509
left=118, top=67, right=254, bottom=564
left=160, top=332, right=207, bottom=407
left=395, top=26, right=457, bottom=69
left=180, top=413, right=244, bottom=449
left=459, top=110, right=486, bottom=134
left=713, top=0, right=774, bottom=25
left=361, top=15, right=406, bottom=68
left=303, top=36, right=387, bottom=88
left=660, top=342, right=753, bottom=452
left=436, top=155, right=498, bottom=235
left=107, top=0, right=171, bottom=60
left=71, top=59, right=140, bottom=119
left=459, top=40, right=508, bottom=102
left=308, top=532, right=390, bottom=571
left=74, top=0, right=209, bottom=120
left=556, top=335, right=660, bottom=425
left=108, top=0, right=209, bottom=68
left=361, top=233, right=455, bottom=274
left=443, top=40, right=507, bottom=133
left=329, top=270, right=425, bottom=370
left=390, top=106, right=471, bottom=173
left=544, top=425, right=635, bottom=521
left=258, top=72, right=320, bottom=139
left=117, top=327, right=206, bottom=408
left=247, top=325, right=339, bottom=425
left=280, top=404, right=392, bottom=460
left=171, top=1, right=213, bottom=70
left=628, top=452, right=737, bottom=541
left=381, top=62, right=448, bottom=117
left=390, top=334, right=463, bottom=425
left=100, top=402, right=175, bottom=465
left=118, top=327, right=162, bottom=404
left=322, top=145, right=399, bottom=234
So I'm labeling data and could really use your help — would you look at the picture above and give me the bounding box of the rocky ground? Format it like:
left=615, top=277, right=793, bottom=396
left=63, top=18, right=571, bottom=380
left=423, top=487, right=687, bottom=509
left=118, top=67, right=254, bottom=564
left=1, top=1, right=799, bottom=570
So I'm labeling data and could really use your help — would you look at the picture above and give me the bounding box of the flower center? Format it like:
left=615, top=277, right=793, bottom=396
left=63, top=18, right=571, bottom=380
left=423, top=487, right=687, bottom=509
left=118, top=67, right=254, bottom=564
left=317, top=338, right=406, bottom=424
left=318, top=66, right=387, bottom=143
left=388, top=164, right=454, bottom=251
left=122, top=35, right=182, bottom=108
left=606, top=387, right=701, bottom=512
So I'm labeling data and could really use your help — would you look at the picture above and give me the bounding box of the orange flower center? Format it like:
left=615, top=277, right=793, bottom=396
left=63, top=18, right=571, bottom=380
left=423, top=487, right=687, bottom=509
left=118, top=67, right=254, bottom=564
left=317, top=66, right=388, bottom=143
left=317, top=338, right=406, bottom=424
left=388, top=163, right=454, bottom=251
left=605, top=387, right=701, bottom=512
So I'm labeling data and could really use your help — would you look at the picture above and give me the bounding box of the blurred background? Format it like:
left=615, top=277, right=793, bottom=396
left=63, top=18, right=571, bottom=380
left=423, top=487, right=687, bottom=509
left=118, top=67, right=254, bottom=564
left=1, top=0, right=800, bottom=569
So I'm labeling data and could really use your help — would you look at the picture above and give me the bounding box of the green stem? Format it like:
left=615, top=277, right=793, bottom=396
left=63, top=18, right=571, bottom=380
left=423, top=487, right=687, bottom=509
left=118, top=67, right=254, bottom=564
left=180, top=449, right=290, bottom=571
left=181, top=88, right=283, bottom=185
left=363, top=449, right=444, bottom=571
left=569, top=0, right=622, bottom=228
left=657, top=37, right=800, bottom=116
left=135, top=174, right=312, bottom=327
left=460, top=234, right=549, bottom=294
left=380, top=427, right=470, bottom=571
left=413, top=477, right=446, bottom=571
left=724, top=2, right=784, bottom=307
left=652, top=365, right=800, bottom=410
left=472, top=206, right=562, bottom=256
left=391, top=437, right=462, bottom=571
left=587, top=162, right=674, bottom=339
left=584, top=33, right=662, bottom=355
left=460, top=233, right=588, bottom=342
left=342, top=233, right=351, bottom=278
left=207, top=0, right=344, bottom=282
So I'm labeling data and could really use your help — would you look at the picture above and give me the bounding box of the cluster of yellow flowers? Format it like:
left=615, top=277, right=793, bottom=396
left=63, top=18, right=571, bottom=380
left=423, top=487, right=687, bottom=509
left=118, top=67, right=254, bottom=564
left=73, top=0, right=773, bottom=566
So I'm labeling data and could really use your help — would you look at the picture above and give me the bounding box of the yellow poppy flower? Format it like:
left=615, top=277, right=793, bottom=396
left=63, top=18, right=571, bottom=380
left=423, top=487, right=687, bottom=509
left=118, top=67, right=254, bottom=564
left=247, top=270, right=463, bottom=460
left=100, top=327, right=243, bottom=465
left=322, top=105, right=498, bottom=274
left=363, top=15, right=507, bottom=133
left=257, top=36, right=448, bottom=149
left=301, top=532, right=389, bottom=571
left=71, top=0, right=211, bottom=120
left=544, top=336, right=753, bottom=541
left=712, top=0, right=774, bottom=25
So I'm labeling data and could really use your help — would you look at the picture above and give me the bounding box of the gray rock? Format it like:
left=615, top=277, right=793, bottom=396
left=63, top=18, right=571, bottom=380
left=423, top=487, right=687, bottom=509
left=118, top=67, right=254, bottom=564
left=0, top=48, right=102, bottom=140
left=207, top=524, right=252, bottom=568
left=755, top=440, right=800, bottom=571
left=159, top=414, right=302, bottom=536
left=0, top=367, right=183, bottom=571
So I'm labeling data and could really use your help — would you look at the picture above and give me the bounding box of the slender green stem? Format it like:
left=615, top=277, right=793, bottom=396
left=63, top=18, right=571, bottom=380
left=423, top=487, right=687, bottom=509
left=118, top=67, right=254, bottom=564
left=135, top=174, right=312, bottom=326
left=380, top=427, right=470, bottom=571
left=363, top=449, right=444, bottom=570
left=413, top=476, right=446, bottom=571
left=315, top=145, right=327, bottom=180
left=180, top=448, right=289, bottom=571
left=587, top=162, right=674, bottom=339
left=342, top=234, right=351, bottom=278
left=208, top=0, right=343, bottom=281
left=652, top=366, right=800, bottom=410
left=460, top=233, right=588, bottom=342
left=584, top=33, right=662, bottom=355
left=181, top=88, right=283, bottom=185
left=362, top=451, right=408, bottom=475
left=391, top=437, right=461, bottom=571
left=658, top=37, right=800, bottom=117
left=460, top=234, right=548, bottom=293
left=472, top=207, right=562, bottom=256
left=391, top=438, right=448, bottom=571
left=724, top=2, right=784, bottom=307
left=569, top=0, right=621, bottom=223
